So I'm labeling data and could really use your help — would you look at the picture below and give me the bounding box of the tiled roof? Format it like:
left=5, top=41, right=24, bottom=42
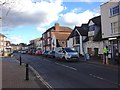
left=55, top=33, right=71, bottom=41
left=59, top=26, right=73, bottom=32
left=43, top=24, right=72, bottom=34
left=67, top=24, right=88, bottom=39
left=88, top=15, right=101, bottom=26
left=0, top=33, right=6, bottom=37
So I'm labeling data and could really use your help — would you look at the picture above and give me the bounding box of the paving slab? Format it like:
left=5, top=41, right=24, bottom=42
left=2, top=57, right=40, bottom=88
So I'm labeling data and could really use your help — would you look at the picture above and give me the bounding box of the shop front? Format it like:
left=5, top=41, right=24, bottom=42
left=109, top=37, right=120, bottom=63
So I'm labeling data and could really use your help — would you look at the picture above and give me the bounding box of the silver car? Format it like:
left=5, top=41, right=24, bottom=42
left=55, top=48, right=79, bottom=61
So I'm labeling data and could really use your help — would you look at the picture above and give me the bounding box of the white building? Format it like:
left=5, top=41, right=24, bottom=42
left=101, top=0, right=120, bottom=58
left=84, top=16, right=103, bottom=57
left=67, top=24, right=88, bottom=56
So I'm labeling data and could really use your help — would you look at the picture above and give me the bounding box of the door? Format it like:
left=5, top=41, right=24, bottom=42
left=94, top=48, right=98, bottom=57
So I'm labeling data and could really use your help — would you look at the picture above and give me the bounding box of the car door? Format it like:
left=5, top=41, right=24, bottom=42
left=55, top=50, right=64, bottom=59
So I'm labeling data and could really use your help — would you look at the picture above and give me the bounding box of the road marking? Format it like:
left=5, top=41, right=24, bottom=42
left=55, top=62, right=77, bottom=71
left=29, top=65, right=54, bottom=90
left=89, top=73, right=120, bottom=86
left=14, top=57, right=53, bottom=89
left=96, top=76, right=103, bottom=80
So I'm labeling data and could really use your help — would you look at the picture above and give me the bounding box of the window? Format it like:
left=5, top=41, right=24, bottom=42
left=43, top=34, right=45, bottom=38
left=1, top=37, right=3, bottom=40
left=48, top=38, right=50, bottom=44
left=89, top=25, right=96, bottom=31
left=111, top=22, right=119, bottom=34
left=110, top=5, right=120, bottom=16
left=61, top=41, right=65, bottom=44
left=47, top=32, right=50, bottom=37
left=76, top=36, right=80, bottom=44
left=1, top=42, right=3, bottom=46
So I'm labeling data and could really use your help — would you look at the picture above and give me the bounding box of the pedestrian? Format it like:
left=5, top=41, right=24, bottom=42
left=114, top=49, right=120, bottom=65
left=103, top=46, right=109, bottom=64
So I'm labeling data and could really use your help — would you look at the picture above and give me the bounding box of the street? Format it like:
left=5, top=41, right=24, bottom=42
left=14, top=53, right=119, bottom=88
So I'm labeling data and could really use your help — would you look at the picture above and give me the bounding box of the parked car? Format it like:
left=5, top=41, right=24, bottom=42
left=32, top=49, right=37, bottom=55
left=43, top=51, right=49, bottom=56
left=48, top=50, right=55, bottom=58
left=35, top=50, right=43, bottom=55
left=55, top=47, right=79, bottom=61
left=21, top=50, right=27, bottom=54
left=28, top=50, right=32, bottom=55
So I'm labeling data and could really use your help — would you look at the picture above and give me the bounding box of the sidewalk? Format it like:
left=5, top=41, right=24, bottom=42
left=79, top=56, right=119, bottom=68
left=2, top=57, right=47, bottom=89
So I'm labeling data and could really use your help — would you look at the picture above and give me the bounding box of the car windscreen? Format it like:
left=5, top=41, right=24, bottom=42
left=64, top=48, right=76, bottom=52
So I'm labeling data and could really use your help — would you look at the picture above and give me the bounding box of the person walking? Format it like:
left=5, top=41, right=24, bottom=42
left=114, top=49, right=120, bottom=65
left=103, top=46, right=109, bottom=64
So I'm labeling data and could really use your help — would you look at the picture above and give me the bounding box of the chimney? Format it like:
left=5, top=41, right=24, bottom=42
left=55, top=23, right=59, bottom=31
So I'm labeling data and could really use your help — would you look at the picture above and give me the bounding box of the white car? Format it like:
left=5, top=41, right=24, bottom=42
left=55, top=48, right=79, bottom=61
left=21, top=50, right=27, bottom=54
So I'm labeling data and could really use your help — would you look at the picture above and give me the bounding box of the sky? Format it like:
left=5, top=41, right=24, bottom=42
left=0, top=0, right=110, bottom=44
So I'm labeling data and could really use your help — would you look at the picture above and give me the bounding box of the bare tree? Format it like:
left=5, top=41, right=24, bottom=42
left=0, top=0, right=17, bottom=17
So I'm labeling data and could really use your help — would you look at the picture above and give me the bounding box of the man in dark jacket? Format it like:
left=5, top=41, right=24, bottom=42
left=114, top=49, right=120, bottom=64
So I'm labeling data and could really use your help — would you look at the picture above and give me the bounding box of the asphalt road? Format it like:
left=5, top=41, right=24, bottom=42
left=14, top=53, right=119, bottom=88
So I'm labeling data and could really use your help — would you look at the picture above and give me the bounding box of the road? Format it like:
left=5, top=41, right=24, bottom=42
left=14, top=53, right=119, bottom=88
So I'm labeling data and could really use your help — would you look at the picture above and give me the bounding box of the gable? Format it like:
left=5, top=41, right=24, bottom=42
left=89, top=20, right=95, bottom=26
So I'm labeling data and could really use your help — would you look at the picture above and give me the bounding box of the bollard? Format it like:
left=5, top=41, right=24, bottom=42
left=20, top=55, right=22, bottom=65
left=25, top=63, right=29, bottom=80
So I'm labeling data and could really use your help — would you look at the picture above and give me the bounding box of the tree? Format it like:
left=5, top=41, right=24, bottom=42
left=0, top=0, right=17, bottom=17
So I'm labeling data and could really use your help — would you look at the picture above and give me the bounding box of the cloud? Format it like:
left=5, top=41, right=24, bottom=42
left=59, top=9, right=100, bottom=27
left=36, top=27, right=46, bottom=32
left=9, top=36, right=23, bottom=44
left=2, top=0, right=65, bottom=28
left=71, top=8, right=82, bottom=13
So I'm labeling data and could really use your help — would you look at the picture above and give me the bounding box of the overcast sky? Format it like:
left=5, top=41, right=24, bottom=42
left=0, top=0, right=111, bottom=44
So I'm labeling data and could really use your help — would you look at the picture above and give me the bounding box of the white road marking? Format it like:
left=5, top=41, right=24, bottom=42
left=55, top=62, right=77, bottom=71
left=89, top=73, right=120, bottom=86
left=14, top=57, right=53, bottom=89
left=96, top=76, right=103, bottom=80
left=29, top=65, right=54, bottom=90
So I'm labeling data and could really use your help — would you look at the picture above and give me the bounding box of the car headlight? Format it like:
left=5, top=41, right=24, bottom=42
left=66, top=53, right=71, bottom=58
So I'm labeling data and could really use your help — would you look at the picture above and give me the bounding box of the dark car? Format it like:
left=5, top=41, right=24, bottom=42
left=43, top=51, right=49, bottom=56
left=48, top=51, right=55, bottom=58
left=32, top=49, right=37, bottom=55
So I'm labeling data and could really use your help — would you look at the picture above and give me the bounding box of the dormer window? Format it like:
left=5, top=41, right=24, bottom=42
left=89, top=25, right=95, bottom=31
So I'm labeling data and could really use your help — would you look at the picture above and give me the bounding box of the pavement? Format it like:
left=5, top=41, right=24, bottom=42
left=79, top=56, right=119, bottom=68
left=1, top=56, right=49, bottom=89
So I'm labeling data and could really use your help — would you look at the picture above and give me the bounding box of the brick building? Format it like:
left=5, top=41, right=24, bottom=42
left=42, top=23, right=72, bottom=51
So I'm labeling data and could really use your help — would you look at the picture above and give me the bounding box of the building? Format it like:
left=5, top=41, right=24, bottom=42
left=42, top=23, right=72, bottom=51
left=29, top=37, right=43, bottom=50
left=52, top=32, right=71, bottom=49
left=5, top=41, right=12, bottom=53
left=0, top=33, right=7, bottom=56
left=29, top=40, right=34, bottom=49
left=84, top=16, right=103, bottom=58
left=67, top=24, right=88, bottom=55
left=18, top=43, right=27, bottom=50
left=11, top=44, right=19, bottom=51
left=101, top=0, right=120, bottom=59
left=35, top=37, right=43, bottom=50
